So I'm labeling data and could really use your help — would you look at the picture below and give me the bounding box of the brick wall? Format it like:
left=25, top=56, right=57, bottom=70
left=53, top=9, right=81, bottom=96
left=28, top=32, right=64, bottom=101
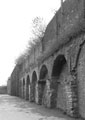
left=77, top=43, right=85, bottom=118
left=8, top=0, right=85, bottom=119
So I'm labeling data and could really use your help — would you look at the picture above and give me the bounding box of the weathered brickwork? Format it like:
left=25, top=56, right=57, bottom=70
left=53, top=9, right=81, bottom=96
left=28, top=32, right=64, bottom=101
left=7, top=0, right=85, bottom=119
left=77, top=43, right=85, bottom=118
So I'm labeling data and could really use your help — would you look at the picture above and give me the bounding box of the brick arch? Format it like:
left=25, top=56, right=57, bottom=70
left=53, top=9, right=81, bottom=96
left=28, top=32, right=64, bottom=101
left=38, top=64, right=48, bottom=105
left=30, top=71, right=37, bottom=102
left=30, top=68, right=39, bottom=82
left=26, top=74, right=30, bottom=100
left=39, top=64, right=48, bottom=80
left=26, top=74, right=30, bottom=84
left=52, top=54, right=67, bottom=77
left=51, top=54, right=71, bottom=112
left=32, top=71, right=37, bottom=83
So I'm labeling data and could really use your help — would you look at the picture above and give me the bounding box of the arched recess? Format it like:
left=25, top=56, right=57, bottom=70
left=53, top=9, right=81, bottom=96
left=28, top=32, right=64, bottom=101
left=19, top=80, right=22, bottom=97
left=38, top=65, right=48, bottom=105
left=23, top=78, right=25, bottom=98
left=31, top=71, right=37, bottom=102
left=52, top=55, right=67, bottom=77
left=26, top=75, right=30, bottom=100
left=51, top=55, right=69, bottom=111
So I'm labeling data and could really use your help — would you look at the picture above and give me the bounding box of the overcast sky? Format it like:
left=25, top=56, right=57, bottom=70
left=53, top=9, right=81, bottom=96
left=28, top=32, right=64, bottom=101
left=0, top=0, right=62, bottom=86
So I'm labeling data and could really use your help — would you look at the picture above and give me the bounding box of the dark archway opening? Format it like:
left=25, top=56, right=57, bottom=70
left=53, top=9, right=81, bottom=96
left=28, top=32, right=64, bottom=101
left=23, top=78, right=25, bottom=98
left=51, top=55, right=68, bottom=110
left=52, top=55, right=66, bottom=77
left=26, top=75, right=30, bottom=100
left=38, top=65, right=48, bottom=105
left=31, top=71, right=37, bottom=102
left=39, top=65, right=48, bottom=80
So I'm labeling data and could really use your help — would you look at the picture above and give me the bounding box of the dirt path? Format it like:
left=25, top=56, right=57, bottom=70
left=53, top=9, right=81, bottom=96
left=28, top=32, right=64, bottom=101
left=0, top=95, right=81, bottom=120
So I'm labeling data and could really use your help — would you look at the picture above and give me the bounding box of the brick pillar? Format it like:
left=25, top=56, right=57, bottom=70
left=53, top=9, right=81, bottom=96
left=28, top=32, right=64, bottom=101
left=50, top=77, right=58, bottom=108
left=19, top=88, right=21, bottom=98
left=24, top=85, right=27, bottom=100
left=37, top=81, right=47, bottom=105
left=42, top=80, right=51, bottom=108
left=29, top=83, right=36, bottom=102
left=70, top=74, right=79, bottom=118
left=25, top=87, right=29, bottom=100
left=66, top=74, right=79, bottom=118
left=23, top=86, right=25, bottom=99
left=29, top=83, right=34, bottom=102
left=21, top=86, right=23, bottom=98
left=37, top=82, right=43, bottom=105
left=35, top=83, right=39, bottom=104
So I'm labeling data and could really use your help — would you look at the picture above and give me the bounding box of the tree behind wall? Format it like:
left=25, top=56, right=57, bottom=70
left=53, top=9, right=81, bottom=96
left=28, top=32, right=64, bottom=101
left=15, top=17, right=46, bottom=65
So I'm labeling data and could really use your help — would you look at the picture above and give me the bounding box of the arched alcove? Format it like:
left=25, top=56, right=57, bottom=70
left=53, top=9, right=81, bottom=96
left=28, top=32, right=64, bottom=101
left=52, top=55, right=66, bottom=77
left=26, top=75, right=30, bottom=100
left=23, top=78, right=25, bottom=99
left=51, top=55, right=69, bottom=111
left=27, top=75, right=30, bottom=85
left=38, top=65, right=48, bottom=105
left=39, top=65, right=48, bottom=80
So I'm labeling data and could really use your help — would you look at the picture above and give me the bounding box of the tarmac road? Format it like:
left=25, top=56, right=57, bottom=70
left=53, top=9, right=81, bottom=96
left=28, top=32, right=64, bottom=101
left=0, top=95, right=81, bottom=120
